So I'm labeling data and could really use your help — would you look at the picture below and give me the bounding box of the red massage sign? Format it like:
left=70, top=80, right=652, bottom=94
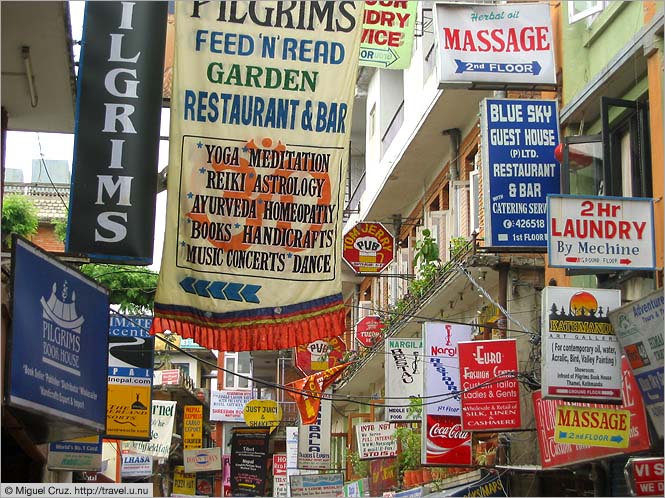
left=343, top=222, right=394, bottom=274
left=459, top=339, right=521, bottom=431
left=548, top=195, right=655, bottom=270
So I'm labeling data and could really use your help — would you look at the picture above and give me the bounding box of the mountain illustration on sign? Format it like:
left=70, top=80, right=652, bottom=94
left=132, top=393, right=147, bottom=410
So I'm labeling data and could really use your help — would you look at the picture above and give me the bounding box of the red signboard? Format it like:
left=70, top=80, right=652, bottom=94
left=459, top=339, right=521, bottom=431
left=625, top=457, right=664, bottom=496
left=343, top=222, right=395, bottom=274
left=295, top=337, right=346, bottom=376
left=533, top=356, right=651, bottom=468
left=356, top=315, right=385, bottom=347
left=424, top=415, right=472, bottom=465
left=369, top=457, right=398, bottom=497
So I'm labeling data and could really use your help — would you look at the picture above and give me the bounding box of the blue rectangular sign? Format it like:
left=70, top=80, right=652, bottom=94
left=9, top=238, right=109, bottom=431
left=481, top=98, right=560, bottom=247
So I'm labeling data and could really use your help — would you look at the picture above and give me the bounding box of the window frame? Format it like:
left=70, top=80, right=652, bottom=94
left=568, top=0, right=606, bottom=24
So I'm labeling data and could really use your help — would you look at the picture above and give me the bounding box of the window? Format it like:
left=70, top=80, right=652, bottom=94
left=369, top=104, right=376, bottom=137
left=601, top=97, right=652, bottom=198
left=223, top=352, right=252, bottom=389
left=568, top=1, right=607, bottom=24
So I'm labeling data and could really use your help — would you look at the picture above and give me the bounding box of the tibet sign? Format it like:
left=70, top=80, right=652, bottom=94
left=433, top=2, right=555, bottom=87
left=554, top=405, right=630, bottom=448
left=459, top=339, right=521, bottom=431
left=356, top=315, right=385, bottom=347
left=343, top=222, right=395, bottom=274
left=548, top=195, right=655, bottom=270
left=624, top=457, right=664, bottom=497
left=481, top=98, right=560, bottom=248
left=541, top=287, right=622, bottom=402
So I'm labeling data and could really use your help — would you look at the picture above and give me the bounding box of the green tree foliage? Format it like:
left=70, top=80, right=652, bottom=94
left=2, top=195, right=39, bottom=246
left=53, top=217, right=68, bottom=243
left=79, top=263, right=158, bottom=314
left=413, top=228, right=439, bottom=270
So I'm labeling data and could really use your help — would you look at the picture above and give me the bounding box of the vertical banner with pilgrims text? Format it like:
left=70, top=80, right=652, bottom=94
left=152, top=1, right=365, bottom=351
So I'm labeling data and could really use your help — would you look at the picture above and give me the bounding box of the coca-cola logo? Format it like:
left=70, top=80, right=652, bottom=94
left=428, top=422, right=469, bottom=441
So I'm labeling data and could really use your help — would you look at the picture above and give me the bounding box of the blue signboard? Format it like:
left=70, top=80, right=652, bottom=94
left=8, top=238, right=109, bottom=431
left=480, top=98, right=560, bottom=247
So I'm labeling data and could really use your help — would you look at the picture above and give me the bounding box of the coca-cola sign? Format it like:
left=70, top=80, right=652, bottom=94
left=424, top=415, right=472, bottom=465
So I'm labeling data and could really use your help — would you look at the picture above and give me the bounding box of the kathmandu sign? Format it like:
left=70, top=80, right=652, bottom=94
left=548, top=195, right=655, bottom=270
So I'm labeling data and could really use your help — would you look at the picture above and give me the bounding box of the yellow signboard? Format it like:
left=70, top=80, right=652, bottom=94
left=106, top=384, right=152, bottom=439
left=243, top=399, right=282, bottom=433
left=555, top=405, right=630, bottom=448
left=183, top=405, right=203, bottom=450
left=173, top=465, right=196, bottom=495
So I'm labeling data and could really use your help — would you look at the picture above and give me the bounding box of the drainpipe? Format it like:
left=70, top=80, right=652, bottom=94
left=441, top=128, right=461, bottom=182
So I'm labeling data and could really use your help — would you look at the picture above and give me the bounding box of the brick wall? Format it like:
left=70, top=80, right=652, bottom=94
left=31, top=223, right=64, bottom=253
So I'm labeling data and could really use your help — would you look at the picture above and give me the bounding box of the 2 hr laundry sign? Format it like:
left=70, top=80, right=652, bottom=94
left=548, top=195, right=655, bottom=270
left=481, top=99, right=560, bottom=248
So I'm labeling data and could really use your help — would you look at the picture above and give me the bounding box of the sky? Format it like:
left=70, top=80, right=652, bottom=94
left=5, top=1, right=167, bottom=270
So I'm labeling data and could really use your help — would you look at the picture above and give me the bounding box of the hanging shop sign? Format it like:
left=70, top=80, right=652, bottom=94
left=355, top=422, right=398, bottom=459
left=151, top=2, right=364, bottom=352
left=359, top=1, right=418, bottom=69
left=68, top=1, right=167, bottom=264
left=385, top=338, right=423, bottom=422
left=47, top=436, right=103, bottom=472
left=433, top=2, right=555, bottom=87
left=183, top=405, right=203, bottom=450
left=7, top=238, right=109, bottom=438
left=554, top=405, right=630, bottom=448
left=356, top=315, right=385, bottom=347
left=290, top=473, right=344, bottom=497
left=295, top=336, right=346, bottom=376
left=369, top=458, right=398, bottom=497
left=230, top=427, right=271, bottom=497
left=533, top=356, right=651, bottom=468
left=196, top=472, right=215, bottom=497
left=548, top=195, right=655, bottom=270
left=210, top=390, right=253, bottom=422
left=624, top=457, right=664, bottom=497
left=273, top=454, right=288, bottom=498
left=184, top=447, right=222, bottom=474
left=423, top=322, right=473, bottom=465
left=459, top=339, right=521, bottom=431
left=286, top=363, right=350, bottom=425
left=298, top=391, right=332, bottom=470
left=120, top=449, right=152, bottom=478
left=609, top=289, right=664, bottom=439
left=124, top=400, right=177, bottom=458
left=173, top=465, right=196, bottom=496
left=106, top=315, right=154, bottom=440
left=244, top=399, right=282, bottom=433
left=480, top=98, right=560, bottom=248
left=541, top=287, right=622, bottom=402
left=343, top=222, right=395, bottom=274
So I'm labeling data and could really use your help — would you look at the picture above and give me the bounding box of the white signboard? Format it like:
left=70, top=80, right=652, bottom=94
left=541, top=287, right=622, bottom=402
left=290, top=473, right=344, bottom=497
left=355, top=422, right=398, bottom=459
left=423, top=322, right=471, bottom=417
left=124, top=400, right=177, bottom=458
left=609, top=290, right=664, bottom=438
left=47, top=436, right=103, bottom=471
left=548, top=195, right=655, bottom=270
left=385, top=338, right=423, bottom=421
left=434, top=2, right=556, bottom=87
left=183, top=447, right=222, bottom=473
left=210, top=390, right=252, bottom=422
left=297, top=390, right=332, bottom=470
left=121, top=449, right=153, bottom=477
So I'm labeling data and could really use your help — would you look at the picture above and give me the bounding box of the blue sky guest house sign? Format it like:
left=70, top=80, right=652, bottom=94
left=480, top=98, right=560, bottom=248
left=8, top=238, right=109, bottom=433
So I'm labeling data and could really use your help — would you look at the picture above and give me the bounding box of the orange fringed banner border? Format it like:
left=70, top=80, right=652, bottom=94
left=150, top=295, right=346, bottom=352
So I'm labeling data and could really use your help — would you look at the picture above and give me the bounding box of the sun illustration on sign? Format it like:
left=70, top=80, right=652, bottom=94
left=569, top=291, right=598, bottom=317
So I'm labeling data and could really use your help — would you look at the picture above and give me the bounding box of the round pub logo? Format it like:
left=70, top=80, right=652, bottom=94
left=343, top=222, right=394, bottom=274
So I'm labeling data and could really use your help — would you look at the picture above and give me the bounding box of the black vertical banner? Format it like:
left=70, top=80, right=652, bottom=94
left=67, top=1, right=167, bottom=264
left=230, top=428, right=271, bottom=497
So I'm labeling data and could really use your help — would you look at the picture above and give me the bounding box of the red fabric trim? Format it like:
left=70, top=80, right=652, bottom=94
left=150, top=308, right=346, bottom=352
